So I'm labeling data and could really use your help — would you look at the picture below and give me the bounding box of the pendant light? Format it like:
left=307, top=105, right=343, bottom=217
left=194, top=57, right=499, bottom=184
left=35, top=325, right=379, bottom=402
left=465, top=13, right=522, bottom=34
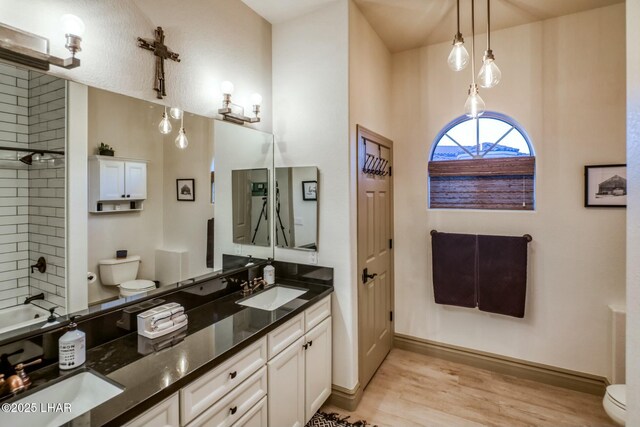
left=169, top=107, right=183, bottom=120
left=478, top=0, right=501, bottom=88
left=464, top=0, right=485, bottom=118
left=175, top=115, right=188, bottom=149
left=447, top=0, right=469, bottom=71
left=158, top=106, right=172, bottom=134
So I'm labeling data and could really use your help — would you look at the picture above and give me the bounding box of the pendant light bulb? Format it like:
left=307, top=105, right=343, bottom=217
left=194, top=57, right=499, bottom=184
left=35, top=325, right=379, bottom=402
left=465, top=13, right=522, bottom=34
left=169, top=107, right=183, bottom=120
left=464, top=85, right=485, bottom=118
left=175, top=128, right=188, bottom=149
left=448, top=35, right=469, bottom=72
left=175, top=116, right=188, bottom=149
left=159, top=108, right=172, bottom=134
left=478, top=51, right=501, bottom=88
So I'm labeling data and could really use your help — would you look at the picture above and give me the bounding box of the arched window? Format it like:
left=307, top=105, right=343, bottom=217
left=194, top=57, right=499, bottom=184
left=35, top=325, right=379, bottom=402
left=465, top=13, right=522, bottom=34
left=428, top=112, right=535, bottom=210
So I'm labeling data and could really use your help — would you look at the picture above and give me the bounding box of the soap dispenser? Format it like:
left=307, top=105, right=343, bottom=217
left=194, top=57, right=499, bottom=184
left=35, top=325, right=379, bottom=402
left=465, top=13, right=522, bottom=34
left=263, top=261, right=275, bottom=285
left=58, top=316, right=86, bottom=370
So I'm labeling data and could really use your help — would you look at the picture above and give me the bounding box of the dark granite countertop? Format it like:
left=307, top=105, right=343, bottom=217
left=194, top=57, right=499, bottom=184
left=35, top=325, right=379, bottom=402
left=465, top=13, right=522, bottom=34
left=7, top=280, right=333, bottom=426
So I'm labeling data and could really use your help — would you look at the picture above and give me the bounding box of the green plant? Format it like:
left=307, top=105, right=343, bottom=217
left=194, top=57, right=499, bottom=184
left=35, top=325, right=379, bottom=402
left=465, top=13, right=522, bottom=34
left=98, top=142, right=113, bottom=152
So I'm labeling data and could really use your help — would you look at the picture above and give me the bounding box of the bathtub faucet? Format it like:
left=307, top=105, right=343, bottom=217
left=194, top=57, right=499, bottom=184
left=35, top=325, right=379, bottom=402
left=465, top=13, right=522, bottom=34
left=23, top=293, right=44, bottom=305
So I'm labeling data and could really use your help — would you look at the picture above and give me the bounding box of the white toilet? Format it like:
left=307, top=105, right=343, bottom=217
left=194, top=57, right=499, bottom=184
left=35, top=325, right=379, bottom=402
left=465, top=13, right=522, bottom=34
left=99, top=255, right=156, bottom=297
left=603, top=384, right=626, bottom=426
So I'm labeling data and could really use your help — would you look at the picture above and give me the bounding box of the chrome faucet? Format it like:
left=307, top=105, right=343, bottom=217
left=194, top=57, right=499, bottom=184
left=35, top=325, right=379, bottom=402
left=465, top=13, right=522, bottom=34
left=24, top=293, right=44, bottom=305
left=240, top=277, right=268, bottom=297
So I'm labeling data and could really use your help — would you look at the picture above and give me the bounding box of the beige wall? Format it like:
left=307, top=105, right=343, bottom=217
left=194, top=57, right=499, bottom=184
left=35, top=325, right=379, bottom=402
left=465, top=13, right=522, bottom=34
left=392, top=4, right=626, bottom=378
left=626, top=0, right=640, bottom=422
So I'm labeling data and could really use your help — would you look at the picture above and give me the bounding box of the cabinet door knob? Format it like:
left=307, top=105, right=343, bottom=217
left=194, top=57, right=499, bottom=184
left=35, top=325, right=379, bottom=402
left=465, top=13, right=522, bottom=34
left=229, top=406, right=237, bottom=415
left=303, top=343, right=308, bottom=350
left=308, top=340, right=313, bottom=347
left=121, top=194, right=125, bottom=198
left=229, top=371, right=237, bottom=379
left=126, top=194, right=131, bottom=198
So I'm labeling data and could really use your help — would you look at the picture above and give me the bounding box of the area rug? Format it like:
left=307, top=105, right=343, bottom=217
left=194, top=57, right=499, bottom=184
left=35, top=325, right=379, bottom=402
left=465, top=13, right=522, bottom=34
left=305, top=411, right=376, bottom=427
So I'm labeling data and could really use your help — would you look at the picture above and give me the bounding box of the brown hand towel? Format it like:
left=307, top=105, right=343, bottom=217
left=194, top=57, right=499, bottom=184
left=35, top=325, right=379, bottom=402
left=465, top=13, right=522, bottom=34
left=431, top=232, right=477, bottom=308
left=477, top=234, right=528, bottom=318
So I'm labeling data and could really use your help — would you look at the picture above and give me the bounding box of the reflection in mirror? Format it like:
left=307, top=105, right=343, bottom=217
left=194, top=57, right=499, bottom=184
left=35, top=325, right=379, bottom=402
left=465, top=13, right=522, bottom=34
left=275, top=167, right=318, bottom=251
left=87, top=87, right=215, bottom=305
left=0, top=63, right=67, bottom=336
left=232, top=169, right=270, bottom=247
left=214, top=120, right=274, bottom=265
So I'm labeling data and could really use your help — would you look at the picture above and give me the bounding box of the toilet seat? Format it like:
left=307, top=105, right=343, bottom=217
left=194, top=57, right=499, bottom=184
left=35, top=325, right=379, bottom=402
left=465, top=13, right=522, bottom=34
left=119, top=279, right=156, bottom=297
left=603, top=384, right=626, bottom=426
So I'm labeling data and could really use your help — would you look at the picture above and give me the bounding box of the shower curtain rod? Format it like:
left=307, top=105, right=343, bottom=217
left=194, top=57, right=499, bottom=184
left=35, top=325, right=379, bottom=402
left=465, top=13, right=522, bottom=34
left=0, top=145, right=65, bottom=155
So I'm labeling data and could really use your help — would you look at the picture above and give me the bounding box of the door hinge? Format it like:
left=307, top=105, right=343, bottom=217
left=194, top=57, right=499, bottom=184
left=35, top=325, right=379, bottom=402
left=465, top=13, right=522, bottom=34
left=390, top=311, right=393, bottom=322
left=388, top=166, right=392, bottom=177
left=389, top=239, right=393, bottom=250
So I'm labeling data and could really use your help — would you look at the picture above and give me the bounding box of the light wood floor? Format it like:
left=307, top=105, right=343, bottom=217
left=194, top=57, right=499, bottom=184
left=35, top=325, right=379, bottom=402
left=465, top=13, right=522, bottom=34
left=322, top=349, right=615, bottom=427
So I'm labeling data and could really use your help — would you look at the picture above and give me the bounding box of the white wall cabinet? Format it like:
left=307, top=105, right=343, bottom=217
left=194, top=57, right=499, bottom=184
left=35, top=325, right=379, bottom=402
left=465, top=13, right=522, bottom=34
left=89, top=156, right=147, bottom=213
left=124, top=393, right=180, bottom=427
left=268, top=296, right=332, bottom=426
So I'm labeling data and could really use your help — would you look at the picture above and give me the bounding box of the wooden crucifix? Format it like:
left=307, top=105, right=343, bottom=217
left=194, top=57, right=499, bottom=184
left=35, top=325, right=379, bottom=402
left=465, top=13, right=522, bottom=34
left=137, top=27, right=180, bottom=99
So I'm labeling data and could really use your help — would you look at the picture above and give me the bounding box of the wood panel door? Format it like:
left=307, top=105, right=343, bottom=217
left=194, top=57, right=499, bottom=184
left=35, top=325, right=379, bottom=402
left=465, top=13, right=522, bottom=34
left=357, top=125, right=394, bottom=390
left=232, top=170, right=252, bottom=244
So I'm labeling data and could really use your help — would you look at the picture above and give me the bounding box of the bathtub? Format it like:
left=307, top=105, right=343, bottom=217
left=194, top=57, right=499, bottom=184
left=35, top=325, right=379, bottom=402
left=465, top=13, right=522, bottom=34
left=0, top=304, right=50, bottom=335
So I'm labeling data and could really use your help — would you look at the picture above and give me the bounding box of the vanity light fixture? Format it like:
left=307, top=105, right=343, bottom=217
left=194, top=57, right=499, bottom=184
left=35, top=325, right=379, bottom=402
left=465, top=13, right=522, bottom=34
left=218, top=81, right=262, bottom=125
left=0, top=14, right=84, bottom=71
left=175, top=116, right=188, bottom=149
left=478, top=0, right=501, bottom=88
left=447, top=0, right=469, bottom=72
left=158, top=106, right=172, bottom=135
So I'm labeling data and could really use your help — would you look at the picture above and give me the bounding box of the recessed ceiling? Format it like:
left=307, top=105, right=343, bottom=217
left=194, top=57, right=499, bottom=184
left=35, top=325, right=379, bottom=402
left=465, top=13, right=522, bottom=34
left=242, top=0, right=623, bottom=53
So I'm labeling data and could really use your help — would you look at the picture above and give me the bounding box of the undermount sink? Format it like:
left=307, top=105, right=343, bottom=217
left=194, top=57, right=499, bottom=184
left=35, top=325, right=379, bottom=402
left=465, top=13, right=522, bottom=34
left=3, top=370, right=123, bottom=427
left=237, top=285, right=307, bottom=311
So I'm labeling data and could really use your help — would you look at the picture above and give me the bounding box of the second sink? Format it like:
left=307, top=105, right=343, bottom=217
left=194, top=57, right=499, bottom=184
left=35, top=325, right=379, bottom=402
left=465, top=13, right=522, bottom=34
left=237, top=285, right=307, bottom=311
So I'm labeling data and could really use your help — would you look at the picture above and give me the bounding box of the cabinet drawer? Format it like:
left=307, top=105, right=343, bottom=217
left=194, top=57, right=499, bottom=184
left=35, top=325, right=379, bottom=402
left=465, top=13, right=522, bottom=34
left=267, top=313, right=304, bottom=359
left=304, top=296, right=331, bottom=332
left=232, top=396, right=267, bottom=427
left=181, top=338, right=267, bottom=424
left=186, top=366, right=267, bottom=427
left=124, top=393, right=179, bottom=427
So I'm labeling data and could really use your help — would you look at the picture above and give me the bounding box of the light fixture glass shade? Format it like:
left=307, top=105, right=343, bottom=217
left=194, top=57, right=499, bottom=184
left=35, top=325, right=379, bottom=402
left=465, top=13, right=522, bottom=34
left=220, top=81, right=234, bottom=95
left=175, top=128, right=188, bottom=149
left=158, top=113, right=172, bottom=134
left=478, top=57, right=501, bottom=88
left=61, top=14, right=85, bottom=36
left=448, top=42, right=469, bottom=72
left=169, top=107, right=183, bottom=120
left=464, top=86, right=485, bottom=118
left=250, top=93, right=263, bottom=106
left=32, top=153, right=41, bottom=162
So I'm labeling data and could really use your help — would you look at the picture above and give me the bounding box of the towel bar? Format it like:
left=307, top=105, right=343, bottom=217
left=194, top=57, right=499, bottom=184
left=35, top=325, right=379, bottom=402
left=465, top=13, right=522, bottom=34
left=430, top=230, right=533, bottom=243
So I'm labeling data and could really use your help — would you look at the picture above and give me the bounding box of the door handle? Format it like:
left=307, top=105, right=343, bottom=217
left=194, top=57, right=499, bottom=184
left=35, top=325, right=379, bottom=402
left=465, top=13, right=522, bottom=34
left=362, top=268, right=377, bottom=284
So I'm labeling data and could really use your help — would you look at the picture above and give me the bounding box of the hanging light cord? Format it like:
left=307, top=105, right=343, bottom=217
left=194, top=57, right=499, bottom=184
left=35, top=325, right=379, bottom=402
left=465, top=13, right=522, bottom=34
left=486, top=0, right=491, bottom=51
left=471, top=0, right=476, bottom=85
left=456, top=0, right=461, bottom=35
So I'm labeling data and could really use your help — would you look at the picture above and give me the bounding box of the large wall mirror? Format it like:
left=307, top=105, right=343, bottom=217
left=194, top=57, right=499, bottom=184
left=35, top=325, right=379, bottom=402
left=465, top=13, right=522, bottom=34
left=0, top=61, right=279, bottom=340
left=274, top=167, right=318, bottom=251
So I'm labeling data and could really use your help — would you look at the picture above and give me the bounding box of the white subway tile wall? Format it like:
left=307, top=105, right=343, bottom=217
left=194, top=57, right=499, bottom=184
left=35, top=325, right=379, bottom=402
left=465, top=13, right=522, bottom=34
left=0, top=64, right=66, bottom=313
left=28, top=70, right=66, bottom=313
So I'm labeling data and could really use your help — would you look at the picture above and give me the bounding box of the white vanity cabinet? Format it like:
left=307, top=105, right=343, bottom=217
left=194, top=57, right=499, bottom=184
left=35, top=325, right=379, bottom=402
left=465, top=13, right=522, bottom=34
left=123, top=393, right=180, bottom=427
left=120, top=294, right=332, bottom=427
left=89, top=156, right=147, bottom=212
left=268, top=295, right=332, bottom=426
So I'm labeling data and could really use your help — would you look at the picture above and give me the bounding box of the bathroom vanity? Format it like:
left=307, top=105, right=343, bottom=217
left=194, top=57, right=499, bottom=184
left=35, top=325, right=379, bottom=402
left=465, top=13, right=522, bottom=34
left=0, top=260, right=333, bottom=427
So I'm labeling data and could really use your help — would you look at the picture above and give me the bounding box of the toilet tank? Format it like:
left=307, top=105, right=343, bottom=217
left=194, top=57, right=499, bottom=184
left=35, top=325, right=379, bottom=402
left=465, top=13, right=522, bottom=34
left=99, top=255, right=141, bottom=286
